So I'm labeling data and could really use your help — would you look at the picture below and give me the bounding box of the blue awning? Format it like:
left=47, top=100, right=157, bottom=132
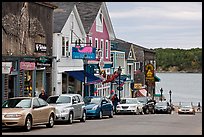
left=154, top=75, right=161, bottom=82
left=67, top=70, right=102, bottom=85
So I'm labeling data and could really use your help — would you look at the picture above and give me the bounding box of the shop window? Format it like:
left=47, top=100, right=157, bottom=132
left=24, top=71, right=33, bottom=97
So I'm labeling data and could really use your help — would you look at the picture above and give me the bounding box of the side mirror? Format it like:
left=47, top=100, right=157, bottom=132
left=33, top=105, right=39, bottom=109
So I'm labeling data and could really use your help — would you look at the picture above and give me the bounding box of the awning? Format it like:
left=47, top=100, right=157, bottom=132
left=154, top=75, right=161, bottom=82
left=67, top=70, right=102, bottom=85
left=136, top=89, right=147, bottom=97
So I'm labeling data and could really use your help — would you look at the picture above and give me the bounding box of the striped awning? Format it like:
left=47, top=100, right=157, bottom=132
left=136, top=89, right=147, bottom=97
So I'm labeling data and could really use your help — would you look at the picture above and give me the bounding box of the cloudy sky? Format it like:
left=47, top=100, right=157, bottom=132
left=106, top=2, right=202, bottom=49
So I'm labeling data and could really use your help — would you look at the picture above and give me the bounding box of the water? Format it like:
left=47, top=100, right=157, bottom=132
left=155, top=73, right=202, bottom=106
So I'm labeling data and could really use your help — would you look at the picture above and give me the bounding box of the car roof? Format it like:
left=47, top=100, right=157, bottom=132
left=7, top=97, right=35, bottom=99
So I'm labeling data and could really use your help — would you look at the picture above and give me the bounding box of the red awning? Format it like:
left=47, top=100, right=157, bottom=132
left=136, top=89, right=147, bottom=97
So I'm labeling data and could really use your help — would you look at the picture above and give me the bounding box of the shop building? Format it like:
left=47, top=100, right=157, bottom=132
left=2, top=2, right=57, bottom=102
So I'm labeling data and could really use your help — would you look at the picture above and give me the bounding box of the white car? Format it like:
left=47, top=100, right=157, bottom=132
left=46, top=94, right=86, bottom=124
left=116, top=98, right=144, bottom=115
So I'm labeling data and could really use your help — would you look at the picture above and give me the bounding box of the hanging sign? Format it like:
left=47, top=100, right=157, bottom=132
left=72, top=46, right=96, bottom=60
left=2, top=62, right=12, bottom=74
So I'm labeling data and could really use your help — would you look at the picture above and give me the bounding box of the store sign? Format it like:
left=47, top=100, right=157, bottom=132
left=134, top=83, right=142, bottom=89
left=145, top=64, right=154, bottom=81
left=35, top=43, right=47, bottom=52
left=20, top=62, right=35, bottom=70
left=36, top=57, right=52, bottom=67
left=72, top=46, right=96, bottom=60
left=2, top=62, right=12, bottom=74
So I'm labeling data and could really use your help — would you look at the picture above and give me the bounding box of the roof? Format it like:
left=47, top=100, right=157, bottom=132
left=52, top=2, right=77, bottom=33
left=76, top=2, right=102, bottom=34
left=111, top=38, right=132, bottom=59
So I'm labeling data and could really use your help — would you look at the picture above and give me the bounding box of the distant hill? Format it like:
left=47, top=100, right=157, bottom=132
left=154, top=48, right=202, bottom=73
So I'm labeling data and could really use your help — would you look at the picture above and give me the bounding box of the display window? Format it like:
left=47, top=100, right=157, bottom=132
left=24, top=70, right=33, bottom=97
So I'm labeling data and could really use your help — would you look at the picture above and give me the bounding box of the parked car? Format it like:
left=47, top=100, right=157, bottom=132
left=155, top=101, right=172, bottom=114
left=83, top=96, right=114, bottom=119
left=136, top=97, right=156, bottom=114
left=46, top=94, right=86, bottom=124
left=178, top=102, right=195, bottom=115
left=116, top=98, right=144, bottom=115
left=2, top=97, right=55, bottom=131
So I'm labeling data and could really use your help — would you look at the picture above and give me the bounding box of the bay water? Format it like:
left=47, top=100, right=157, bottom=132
left=155, top=73, right=202, bottom=106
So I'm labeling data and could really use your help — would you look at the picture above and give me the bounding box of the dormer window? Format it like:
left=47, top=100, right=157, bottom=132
left=129, top=51, right=132, bottom=58
left=96, top=9, right=103, bottom=32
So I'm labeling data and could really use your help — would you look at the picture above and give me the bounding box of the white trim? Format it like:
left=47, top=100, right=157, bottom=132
left=105, top=40, right=109, bottom=59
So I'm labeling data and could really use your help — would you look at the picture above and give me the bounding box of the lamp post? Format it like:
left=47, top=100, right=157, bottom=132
left=83, top=55, right=88, bottom=98
left=169, top=90, right=172, bottom=105
left=160, top=88, right=163, bottom=101
left=118, top=66, right=122, bottom=101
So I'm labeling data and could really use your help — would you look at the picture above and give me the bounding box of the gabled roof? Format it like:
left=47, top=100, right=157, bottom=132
left=111, top=38, right=132, bottom=59
left=52, top=2, right=77, bottom=33
left=75, top=2, right=102, bottom=34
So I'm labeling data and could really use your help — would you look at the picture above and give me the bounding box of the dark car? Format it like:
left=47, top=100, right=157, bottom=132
left=155, top=101, right=172, bottom=114
left=136, top=97, right=156, bottom=114
left=83, top=96, right=114, bottom=119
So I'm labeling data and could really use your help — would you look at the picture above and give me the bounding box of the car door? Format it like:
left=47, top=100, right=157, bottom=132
left=32, top=98, right=41, bottom=124
left=72, top=96, right=79, bottom=118
left=37, top=98, right=50, bottom=122
left=101, top=98, right=109, bottom=115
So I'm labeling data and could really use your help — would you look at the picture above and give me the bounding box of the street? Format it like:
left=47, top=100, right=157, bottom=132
left=2, top=112, right=202, bottom=135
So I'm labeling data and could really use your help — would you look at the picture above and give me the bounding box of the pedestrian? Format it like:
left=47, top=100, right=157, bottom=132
left=111, top=94, right=120, bottom=114
left=197, top=102, right=201, bottom=111
left=39, top=88, right=48, bottom=101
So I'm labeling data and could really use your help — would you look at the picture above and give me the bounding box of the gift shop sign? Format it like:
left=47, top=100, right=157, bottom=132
left=2, top=62, right=12, bottom=74
left=35, top=43, right=47, bottom=52
left=20, top=62, right=35, bottom=70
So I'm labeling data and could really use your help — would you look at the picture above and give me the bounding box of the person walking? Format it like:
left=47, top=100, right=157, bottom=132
left=111, top=94, right=120, bottom=114
left=197, top=102, right=201, bottom=111
left=39, top=88, right=48, bottom=101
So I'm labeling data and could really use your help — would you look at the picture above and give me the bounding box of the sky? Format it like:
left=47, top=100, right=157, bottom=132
left=106, top=2, right=202, bottom=49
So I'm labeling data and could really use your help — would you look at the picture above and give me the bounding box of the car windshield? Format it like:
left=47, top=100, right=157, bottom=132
left=47, top=96, right=71, bottom=104
left=136, top=97, right=148, bottom=104
left=2, top=98, right=32, bottom=108
left=120, top=99, right=140, bottom=104
left=180, top=102, right=192, bottom=108
left=84, top=97, right=101, bottom=105
left=47, top=96, right=59, bottom=103
left=155, top=102, right=167, bottom=106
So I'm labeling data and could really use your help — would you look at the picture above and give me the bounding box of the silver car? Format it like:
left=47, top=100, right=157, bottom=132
left=46, top=94, right=86, bottom=124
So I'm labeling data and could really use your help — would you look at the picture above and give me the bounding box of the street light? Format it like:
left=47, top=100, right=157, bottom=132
left=83, top=55, right=88, bottom=98
left=169, top=90, right=172, bottom=105
left=118, top=66, right=122, bottom=101
left=160, top=88, right=163, bottom=101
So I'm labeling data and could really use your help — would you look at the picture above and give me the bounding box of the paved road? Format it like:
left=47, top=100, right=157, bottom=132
left=2, top=112, right=202, bottom=135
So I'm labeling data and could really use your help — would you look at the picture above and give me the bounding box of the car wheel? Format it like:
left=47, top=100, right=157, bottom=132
left=135, top=108, right=140, bottom=115
left=98, top=111, right=103, bottom=119
left=46, top=113, right=54, bottom=128
left=145, top=108, right=149, bottom=114
left=24, top=115, right=32, bottom=132
left=68, top=112, right=73, bottom=124
left=151, top=109, right=155, bottom=114
left=80, top=111, right=86, bottom=122
left=109, top=109, right=114, bottom=118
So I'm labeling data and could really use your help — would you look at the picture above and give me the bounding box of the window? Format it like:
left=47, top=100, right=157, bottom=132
left=96, top=10, right=103, bottom=32
left=100, top=39, right=104, bottom=58
left=135, top=62, right=140, bottom=71
left=62, top=36, right=69, bottom=57
left=129, top=51, right=132, bottom=58
left=95, top=38, right=98, bottom=50
left=111, top=53, right=114, bottom=63
left=89, top=37, right=92, bottom=47
left=105, top=40, right=109, bottom=58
